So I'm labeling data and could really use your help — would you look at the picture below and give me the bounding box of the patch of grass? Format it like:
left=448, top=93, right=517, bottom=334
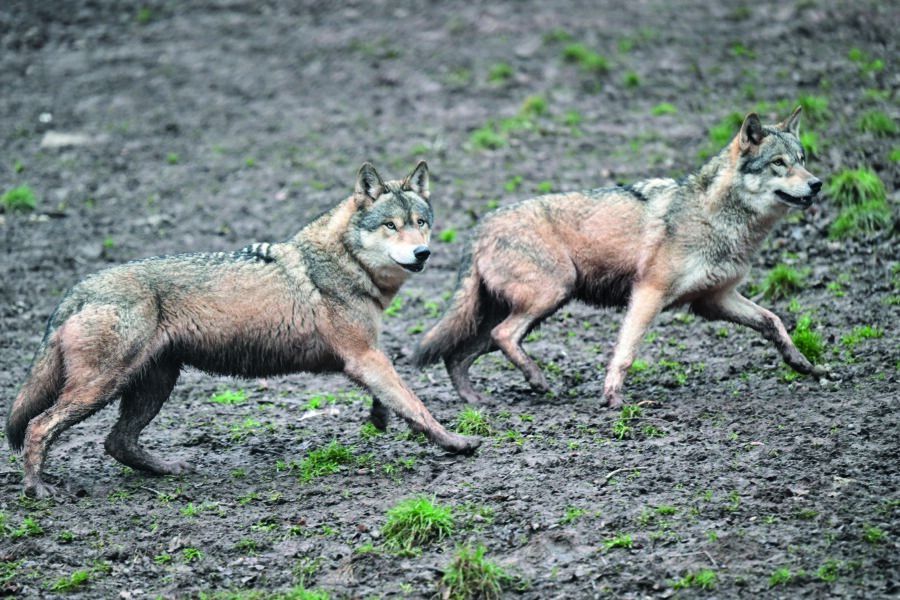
left=561, top=43, right=610, bottom=75
left=672, top=569, right=717, bottom=590
left=384, top=296, right=404, bottom=317
left=166, top=152, right=180, bottom=165
left=561, top=506, right=586, bottom=525
left=211, top=388, right=247, bottom=405
left=863, top=525, right=885, bottom=544
left=816, top=559, right=843, bottom=582
left=0, top=561, right=21, bottom=586
left=700, top=112, right=744, bottom=159
left=730, top=43, right=756, bottom=59
left=652, top=102, right=677, bottom=116
left=439, top=543, right=511, bottom=600
left=1, top=184, right=38, bottom=213
left=488, top=62, right=513, bottom=83
left=504, top=175, right=523, bottom=193
left=827, top=167, right=887, bottom=208
left=797, top=94, right=830, bottom=127
left=470, top=123, right=506, bottom=151
left=455, top=407, right=494, bottom=436
left=800, top=131, right=821, bottom=158
left=761, top=264, right=807, bottom=300
left=623, top=71, right=640, bottom=88
left=521, top=95, right=547, bottom=117
left=858, top=110, right=897, bottom=137
left=792, top=315, right=825, bottom=365
left=612, top=404, right=642, bottom=439
left=848, top=47, right=884, bottom=76
left=382, top=496, right=453, bottom=555
left=11, top=516, right=43, bottom=539
left=297, top=440, right=355, bottom=483
left=439, top=228, right=458, bottom=243
left=603, top=533, right=633, bottom=550
left=829, top=200, right=892, bottom=240
left=183, top=547, right=203, bottom=562
left=768, top=567, right=792, bottom=587
left=49, top=569, right=91, bottom=592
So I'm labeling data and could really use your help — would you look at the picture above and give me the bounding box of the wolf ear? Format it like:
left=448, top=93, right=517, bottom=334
left=780, top=106, right=802, bottom=136
left=355, top=162, right=385, bottom=203
left=739, top=112, right=766, bottom=152
left=401, top=160, right=430, bottom=200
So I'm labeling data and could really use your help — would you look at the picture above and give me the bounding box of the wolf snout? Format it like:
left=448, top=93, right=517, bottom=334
left=808, top=178, right=822, bottom=195
left=414, top=246, right=431, bottom=262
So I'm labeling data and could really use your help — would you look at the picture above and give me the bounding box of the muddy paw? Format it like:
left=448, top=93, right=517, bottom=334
left=160, top=460, right=195, bottom=475
left=812, top=364, right=834, bottom=379
left=605, top=393, right=625, bottom=409
left=24, top=479, right=72, bottom=500
left=443, top=433, right=482, bottom=456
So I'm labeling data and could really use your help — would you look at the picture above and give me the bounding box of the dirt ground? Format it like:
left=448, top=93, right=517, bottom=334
left=1, top=0, right=898, bottom=598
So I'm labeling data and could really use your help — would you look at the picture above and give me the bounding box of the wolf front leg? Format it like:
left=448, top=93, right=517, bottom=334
left=343, top=349, right=481, bottom=454
left=603, top=283, right=668, bottom=408
left=693, top=289, right=828, bottom=376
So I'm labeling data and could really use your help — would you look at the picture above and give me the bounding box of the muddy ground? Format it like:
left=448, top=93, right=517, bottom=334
left=1, top=0, right=898, bottom=598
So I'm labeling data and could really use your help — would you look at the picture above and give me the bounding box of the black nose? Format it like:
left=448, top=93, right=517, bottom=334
left=808, top=179, right=822, bottom=194
left=413, top=246, right=431, bottom=261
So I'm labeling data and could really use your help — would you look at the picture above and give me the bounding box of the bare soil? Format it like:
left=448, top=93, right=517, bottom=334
left=1, top=1, right=898, bottom=598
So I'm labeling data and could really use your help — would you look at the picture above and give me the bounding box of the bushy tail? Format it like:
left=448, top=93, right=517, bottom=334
left=6, top=341, right=63, bottom=451
left=412, top=250, right=483, bottom=367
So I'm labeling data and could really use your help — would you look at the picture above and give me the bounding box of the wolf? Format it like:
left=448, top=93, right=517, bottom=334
left=413, top=107, right=827, bottom=408
left=7, top=160, right=480, bottom=498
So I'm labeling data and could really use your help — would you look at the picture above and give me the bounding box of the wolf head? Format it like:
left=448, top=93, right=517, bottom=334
left=350, top=161, right=434, bottom=281
left=736, top=107, right=822, bottom=210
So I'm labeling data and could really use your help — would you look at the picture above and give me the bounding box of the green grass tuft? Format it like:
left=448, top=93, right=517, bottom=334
left=297, top=440, right=355, bottom=483
left=382, top=496, right=454, bottom=554
left=762, top=264, right=807, bottom=301
left=561, top=43, right=610, bottom=75
left=455, top=407, right=494, bottom=436
left=858, top=110, right=897, bottom=137
left=826, top=167, right=886, bottom=208
left=1, top=185, right=38, bottom=213
left=440, top=543, right=512, bottom=600
left=792, top=315, right=825, bottom=365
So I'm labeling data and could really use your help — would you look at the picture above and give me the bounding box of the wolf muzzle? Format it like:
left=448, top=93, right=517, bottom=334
left=400, top=245, right=431, bottom=272
left=775, top=178, right=822, bottom=209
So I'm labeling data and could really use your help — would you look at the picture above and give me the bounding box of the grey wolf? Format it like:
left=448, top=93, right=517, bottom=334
left=413, top=108, right=826, bottom=407
left=7, top=161, right=480, bottom=498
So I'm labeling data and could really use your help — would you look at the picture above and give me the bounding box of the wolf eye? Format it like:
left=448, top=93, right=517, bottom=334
left=384, top=222, right=396, bottom=230
left=772, top=158, right=786, bottom=167
left=416, top=218, right=427, bottom=227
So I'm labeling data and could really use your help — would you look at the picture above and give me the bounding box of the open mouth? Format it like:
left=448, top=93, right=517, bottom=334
left=397, top=261, right=426, bottom=273
left=775, top=190, right=816, bottom=209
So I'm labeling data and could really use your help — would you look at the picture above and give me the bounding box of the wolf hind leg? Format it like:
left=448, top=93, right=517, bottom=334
left=445, top=328, right=496, bottom=404
left=491, top=303, right=563, bottom=395
left=104, top=360, right=192, bottom=475
left=21, top=378, right=121, bottom=498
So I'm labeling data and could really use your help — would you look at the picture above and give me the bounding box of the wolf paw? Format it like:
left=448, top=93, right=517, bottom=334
left=605, top=393, right=625, bottom=409
left=438, top=432, right=482, bottom=456
left=24, top=479, right=74, bottom=500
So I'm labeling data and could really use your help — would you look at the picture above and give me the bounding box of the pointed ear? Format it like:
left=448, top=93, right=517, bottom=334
left=739, top=112, right=766, bottom=153
left=401, top=160, right=430, bottom=200
left=355, top=162, right=385, bottom=203
left=780, top=106, right=802, bottom=136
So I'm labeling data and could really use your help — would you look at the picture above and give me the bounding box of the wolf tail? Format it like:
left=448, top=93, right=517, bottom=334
left=6, top=336, right=63, bottom=452
left=412, top=249, right=484, bottom=367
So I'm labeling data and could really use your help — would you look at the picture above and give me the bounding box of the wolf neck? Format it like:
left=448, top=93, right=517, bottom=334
left=690, top=148, right=782, bottom=241
left=294, top=197, right=405, bottom=309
